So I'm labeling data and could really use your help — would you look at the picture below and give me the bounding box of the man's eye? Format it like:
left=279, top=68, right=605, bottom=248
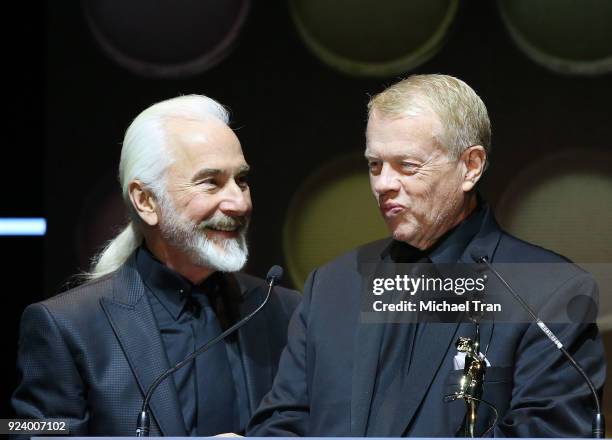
left=401, top=162, right=419, bottom=171
left=368, top=161, right=381, bottom=171
left=236, top=175, right=249, bottom=188
left=199, top=179, right=217, bottom=187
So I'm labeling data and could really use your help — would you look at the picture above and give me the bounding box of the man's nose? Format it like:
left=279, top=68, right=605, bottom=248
left=371, top=164, right=401, bottom=195
left=220, top=181, right=251, bottom=216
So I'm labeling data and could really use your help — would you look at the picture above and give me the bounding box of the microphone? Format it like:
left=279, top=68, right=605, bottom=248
left=470, top=251, right=604, bottom=438
left=266, top=264, right=284, bottom=284
left=135, top=265, right=284, bottom=436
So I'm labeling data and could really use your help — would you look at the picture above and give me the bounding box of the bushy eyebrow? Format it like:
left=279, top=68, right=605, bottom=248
left=364, top=149, right=383, bottom=160
left=364, top=151, right=421, bottom=161
left=236, top=164, right=250, bottom=175
left=191, top=164, right=250, bottom=182
left=191, top=168, right=221, bottom=182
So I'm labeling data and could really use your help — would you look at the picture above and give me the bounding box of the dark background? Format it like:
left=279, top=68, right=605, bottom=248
left=2, top=0, right=611, bottom=423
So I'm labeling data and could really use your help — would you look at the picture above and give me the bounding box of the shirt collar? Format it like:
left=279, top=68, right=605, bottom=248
left=136, top=245, right=221, bottom=320
left=427, top=201, right=485, bottom=264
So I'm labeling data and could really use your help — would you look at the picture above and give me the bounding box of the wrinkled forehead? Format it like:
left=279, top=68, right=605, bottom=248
left=365, top=110, right=445, bottom=157
left=164, top=116, right=245, bottom=162
left=160, top=117, right=248, bottom=184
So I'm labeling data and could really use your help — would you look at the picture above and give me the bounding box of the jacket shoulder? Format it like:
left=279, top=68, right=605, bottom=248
left=25, top=272, right=117, bottom=322
left=493, top=230, right=596, bottom=302
left=495, top=231, right=573, bottom=264
left=316, top=237, right=392, bottom=274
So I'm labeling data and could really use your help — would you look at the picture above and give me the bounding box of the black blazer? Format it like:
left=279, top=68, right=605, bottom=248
left=12, top=255, right=301, bottom=436
left=248, top=207, right=605, bottom=437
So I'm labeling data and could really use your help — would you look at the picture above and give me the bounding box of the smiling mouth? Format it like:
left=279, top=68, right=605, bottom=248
left=199, top=214, right=248, bottom=238
left=203, top=227, right=242, bottom=242
left=206, top=224, right=241, bottom=232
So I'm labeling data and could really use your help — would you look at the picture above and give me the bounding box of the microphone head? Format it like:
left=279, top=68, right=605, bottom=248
left=266, top=265, right=284, bottom=283
left=469, top=249, right=488, bottom=264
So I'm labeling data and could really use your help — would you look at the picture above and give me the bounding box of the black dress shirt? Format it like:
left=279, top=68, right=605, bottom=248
left=136, top=247, right=249, bottom=435
left=367, top=203, right=486, bottom=435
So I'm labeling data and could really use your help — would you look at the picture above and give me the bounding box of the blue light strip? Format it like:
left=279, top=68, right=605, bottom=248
left=0, top=218, right=47, bottom=236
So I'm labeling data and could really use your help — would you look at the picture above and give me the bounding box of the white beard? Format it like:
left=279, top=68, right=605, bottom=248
left=158, top=194, right=249, bottom=272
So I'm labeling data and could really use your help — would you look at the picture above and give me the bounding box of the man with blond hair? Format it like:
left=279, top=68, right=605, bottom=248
left=12, top=95, right=300, bottom=436
left=248, top=75, right=604, bottom=437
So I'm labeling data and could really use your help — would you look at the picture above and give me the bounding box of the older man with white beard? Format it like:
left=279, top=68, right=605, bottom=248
left=12, top=95, right=301, bottom=437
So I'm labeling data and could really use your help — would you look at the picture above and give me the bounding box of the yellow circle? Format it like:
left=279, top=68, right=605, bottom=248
left=284, top=155, right=388, bottom=288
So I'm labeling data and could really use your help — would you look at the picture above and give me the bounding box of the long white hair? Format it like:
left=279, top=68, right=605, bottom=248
left=86, top=95, right=229, bottom=280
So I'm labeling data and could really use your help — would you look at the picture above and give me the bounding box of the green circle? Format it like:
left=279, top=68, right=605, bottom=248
left=283, top=155, right=389, bottom=288
left=498, top=0, right=612, bottom=75
left=290, top=0, right=459, bottom=77
left=496, top=151, right=612, bottom=263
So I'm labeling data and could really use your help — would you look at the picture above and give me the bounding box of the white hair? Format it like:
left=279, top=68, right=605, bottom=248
left=86, top=95, right=230, bottom=280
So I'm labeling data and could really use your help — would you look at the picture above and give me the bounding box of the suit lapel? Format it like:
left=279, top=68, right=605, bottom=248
left=100, top=260, right=186, bottom=436
left=350, top=319, right=386, bottom=435
left=350, top=245, right=393, bottom=436
left=459, top=205, right=503, bottom=265
left=224, top=273, right=273, bottom=415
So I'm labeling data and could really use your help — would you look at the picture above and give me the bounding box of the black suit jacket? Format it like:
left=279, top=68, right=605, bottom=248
left=249, top=207, right=605, bottom=437
left=12, top=255, right=301, bottom=436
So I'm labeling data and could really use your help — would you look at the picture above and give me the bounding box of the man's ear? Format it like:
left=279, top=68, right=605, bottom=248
left=128, top=180, right=159, bottom=226
left=460, top=145, right=487, bottom=192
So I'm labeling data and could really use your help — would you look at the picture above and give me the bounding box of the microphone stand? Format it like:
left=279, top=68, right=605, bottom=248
left=474, top=255, right=605, bottom=438
left=135, top=266, right=283, bottom=436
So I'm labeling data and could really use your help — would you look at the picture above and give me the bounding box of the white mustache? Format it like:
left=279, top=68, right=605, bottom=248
left=197, top=214, right=248, bottom=232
